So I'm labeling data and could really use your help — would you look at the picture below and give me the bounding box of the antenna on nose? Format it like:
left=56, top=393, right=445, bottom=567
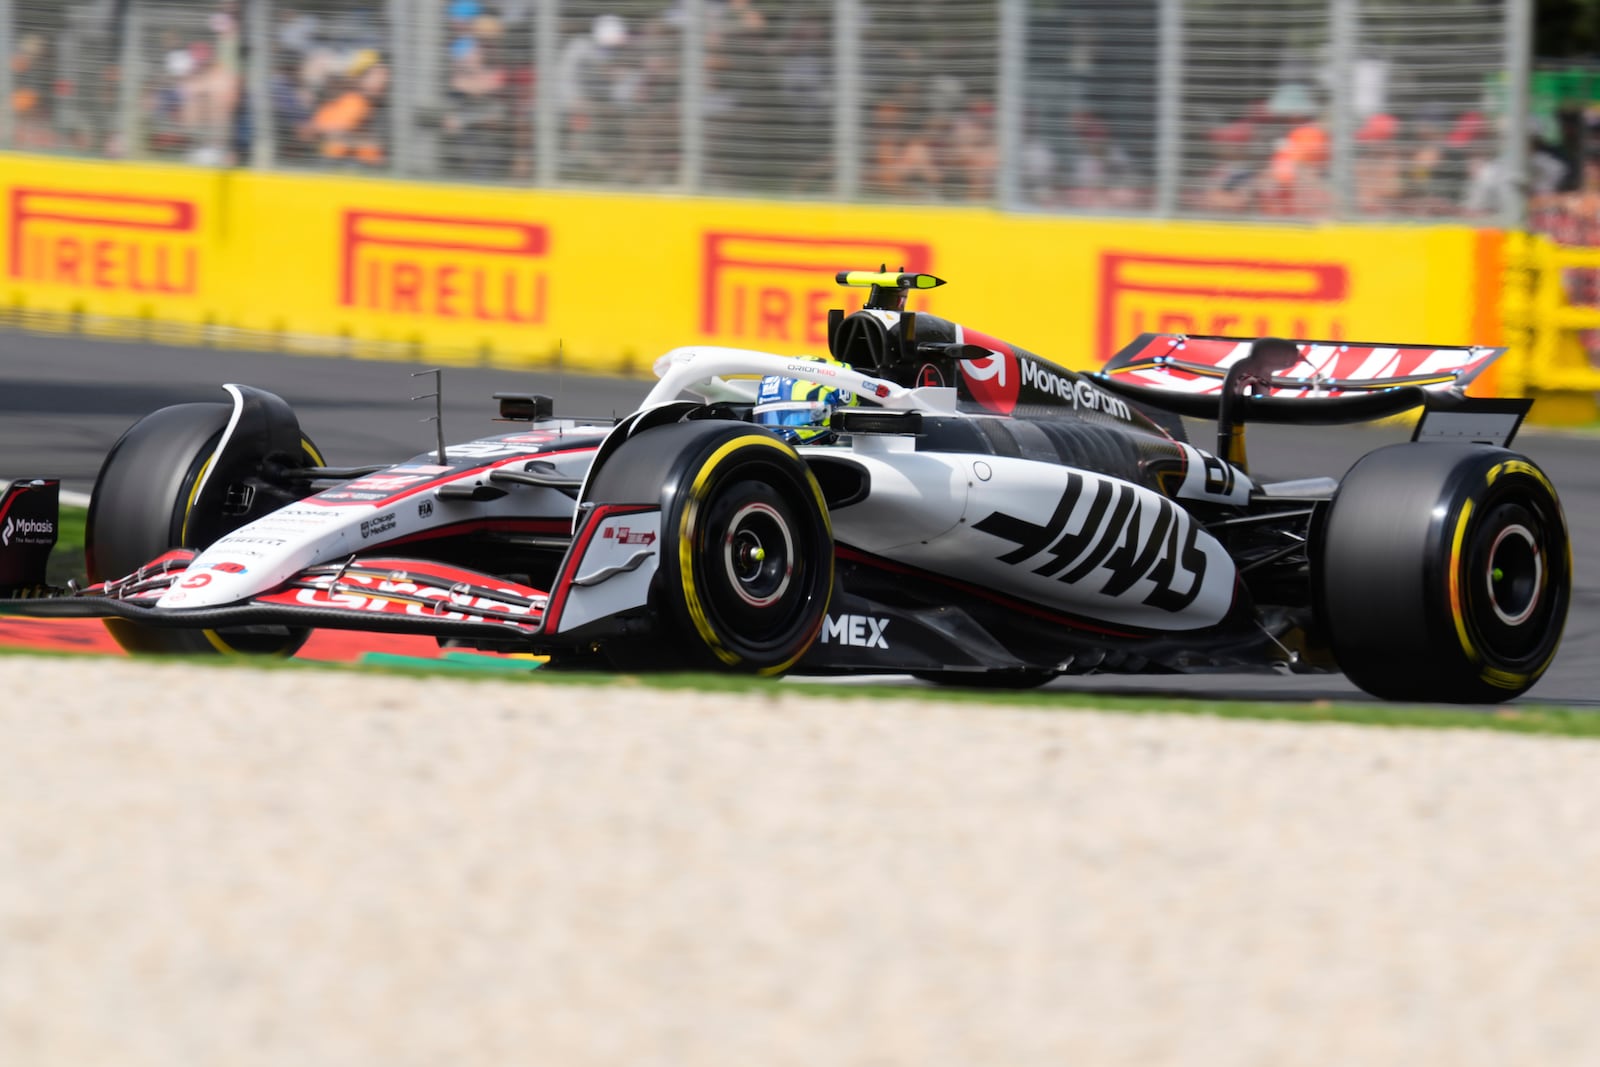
left=410, top=368, right=448, bottom=465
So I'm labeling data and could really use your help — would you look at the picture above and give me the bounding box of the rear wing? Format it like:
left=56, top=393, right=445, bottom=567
left=0, top=479, right=60, bottom=597
left=1100, top=334, right=1505, bottom=397
left=1091, top=333, right=1521, bottom=425
left=1091, top=334, right=1528, bottom=455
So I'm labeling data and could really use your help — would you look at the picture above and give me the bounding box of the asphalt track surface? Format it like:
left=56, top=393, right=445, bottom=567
left=4, top=327, right=1596, bottom=707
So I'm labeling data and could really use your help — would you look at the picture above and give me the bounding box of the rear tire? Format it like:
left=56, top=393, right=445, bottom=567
left=587, top=420, right=833, bottom=674
left=1317, top=443, right=1569, bottom=703
left=87, top=402, right=322, bottom=656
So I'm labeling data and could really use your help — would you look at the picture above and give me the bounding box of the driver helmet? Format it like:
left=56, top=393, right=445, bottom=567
left=752, top=358, right=855, bottom=444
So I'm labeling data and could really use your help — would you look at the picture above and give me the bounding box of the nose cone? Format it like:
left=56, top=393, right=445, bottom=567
left=155, top=561, right=260, bottom=609
left=153, top=503, right=365, bottom=610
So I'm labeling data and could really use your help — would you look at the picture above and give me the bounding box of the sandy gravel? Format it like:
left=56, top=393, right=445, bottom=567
left=3, top=657, right=1600, bottom=1067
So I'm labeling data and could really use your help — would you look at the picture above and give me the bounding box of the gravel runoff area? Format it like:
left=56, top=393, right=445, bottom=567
left=4, top=658, right=1600, bottom=1067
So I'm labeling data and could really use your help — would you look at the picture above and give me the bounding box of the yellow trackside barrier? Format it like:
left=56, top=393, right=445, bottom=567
left=1502, top=231, right=1600, bottom=424
left=0, top=152, right=1504, bottom=378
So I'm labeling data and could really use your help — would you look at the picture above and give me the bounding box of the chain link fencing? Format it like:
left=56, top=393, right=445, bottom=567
left=3, top=0, right=1528, bottom=224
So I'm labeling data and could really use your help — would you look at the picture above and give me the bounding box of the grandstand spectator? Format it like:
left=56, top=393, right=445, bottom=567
left=138, top=3, right=241, bottom=167
left=1354, top=112, right=1405, bottom=216
left=950, top=99, right=999, bottom=201
left=1261, top=120, right=1333, bottom=218
left=269, top=51, right=314, bottom=161
left=1195, top=120, right=1258, bottom=214
left=301, top=50, right=388, bottom=167
left=442, top=14, right=513, bottom=178
left=269, top=7, right=389, bottom=170
left=554, top=13, right=633, bottom=181
left=870, top=102, right=942, bottom=199
left=1060, top=112, right=1140, bottom=210
left=613, top=14, right=682, bottom=185
left=9, top=32, right=56, bottom=150
left=1421, top=111, right=1488, bottom=214
left=772, top=13, right=833, bottom=194
left=1017, top=138, right=1059, bottom=208
left=447, top=0, right=485, bottom=53
left=1470, top=131, right=1567, bottom=220
left=1399, top=104, right=1455, bottom=214
left=702, top=0, right=781, bottom=190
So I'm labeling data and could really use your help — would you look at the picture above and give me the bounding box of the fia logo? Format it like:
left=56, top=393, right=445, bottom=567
left=418, top=499, right=434, bottom=518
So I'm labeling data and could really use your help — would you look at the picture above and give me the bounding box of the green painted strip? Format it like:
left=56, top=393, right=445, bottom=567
left=359, top=651, right=540, bottom=674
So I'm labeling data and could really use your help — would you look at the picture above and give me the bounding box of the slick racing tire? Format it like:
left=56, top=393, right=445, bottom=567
left=86, top=402, right=324, bottom=656
left=587, top=420, right=833, bottom=674
left=1316, top=443, right=1569, bottom=703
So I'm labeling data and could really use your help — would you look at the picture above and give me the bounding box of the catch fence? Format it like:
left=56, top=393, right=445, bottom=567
left=2, top=0, right=1529, bottom=224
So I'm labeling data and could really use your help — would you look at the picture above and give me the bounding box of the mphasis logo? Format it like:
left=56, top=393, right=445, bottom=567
left=2, top=515, right=55, bottom=547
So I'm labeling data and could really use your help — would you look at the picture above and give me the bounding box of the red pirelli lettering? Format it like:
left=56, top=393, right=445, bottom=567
left=701, top=232, right=933, bottom=345
left=9, top=188, right=200, bottom=294
left=1097, top=252, right=1349, bottom=355
left=341, top=210, right=550, bottom=324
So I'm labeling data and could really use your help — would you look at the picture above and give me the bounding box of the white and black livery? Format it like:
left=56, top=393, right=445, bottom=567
left=0, top=271, right=1570, bottom=702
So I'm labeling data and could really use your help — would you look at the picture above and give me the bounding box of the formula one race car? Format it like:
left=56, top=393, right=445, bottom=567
left=0, top=271, right=1571, bottom=702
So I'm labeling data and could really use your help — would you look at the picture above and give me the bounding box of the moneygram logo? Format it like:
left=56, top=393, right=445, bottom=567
left=701, top=232, right=933, bottom=349
left=8, top=188, right=200, bottom=294
left=2, top=516, right=55, bottom=547
left=958, top=328, right=1018, bottom=415
left=341, top=210, right=550, bottom=324
left=1098, top=252, right=1349, bottom=354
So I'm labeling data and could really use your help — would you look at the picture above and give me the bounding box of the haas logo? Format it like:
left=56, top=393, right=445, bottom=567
left=958, top=329, right=1019, bottom=415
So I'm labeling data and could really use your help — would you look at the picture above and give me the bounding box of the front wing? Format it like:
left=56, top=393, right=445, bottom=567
left=2, top=504, right=666, bottom=652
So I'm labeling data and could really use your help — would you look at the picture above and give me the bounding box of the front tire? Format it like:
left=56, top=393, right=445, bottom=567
left=1317, top=443, right=1569, bottom=703
left=87, top=402, right=322, bottom=656
left=587, top=421, right=833, bottom=674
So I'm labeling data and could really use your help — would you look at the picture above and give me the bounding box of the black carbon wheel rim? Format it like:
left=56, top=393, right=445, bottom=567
left=696, top=474, right=811, bottom=646
left=1462, top=497, right=1562, bottom=666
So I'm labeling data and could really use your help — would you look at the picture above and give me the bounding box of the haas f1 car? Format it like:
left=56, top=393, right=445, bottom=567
left=0, top=271, right=1570, bottom=702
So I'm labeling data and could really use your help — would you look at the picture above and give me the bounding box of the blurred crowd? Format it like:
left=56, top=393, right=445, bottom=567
left=1181, top=90, right=1513, bottom=220
left=0, top=0, right=1564, bottom=226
